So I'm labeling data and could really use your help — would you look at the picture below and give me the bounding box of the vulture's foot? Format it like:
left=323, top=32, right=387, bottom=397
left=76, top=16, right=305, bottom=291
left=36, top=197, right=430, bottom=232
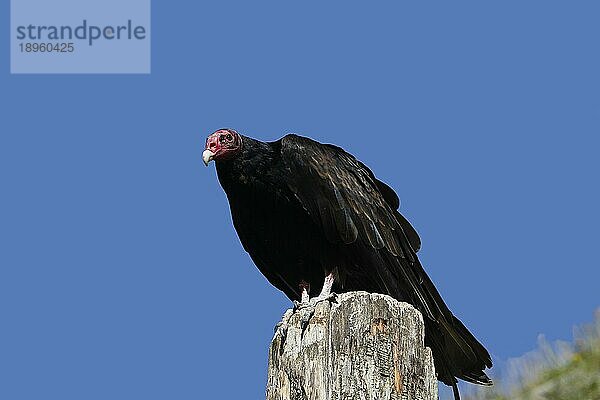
left=293, top=273, right=337, bottom=311
left=293, top=292, right=337, bottom=311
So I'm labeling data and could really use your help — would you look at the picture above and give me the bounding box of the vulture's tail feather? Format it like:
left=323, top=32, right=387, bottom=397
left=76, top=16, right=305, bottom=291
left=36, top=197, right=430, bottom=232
left=441, top=316, right=493, bottom=386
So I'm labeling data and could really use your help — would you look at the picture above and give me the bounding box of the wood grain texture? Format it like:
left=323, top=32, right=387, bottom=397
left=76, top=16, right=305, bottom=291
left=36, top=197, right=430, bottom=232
left=267, top=292, right=437, bottom=400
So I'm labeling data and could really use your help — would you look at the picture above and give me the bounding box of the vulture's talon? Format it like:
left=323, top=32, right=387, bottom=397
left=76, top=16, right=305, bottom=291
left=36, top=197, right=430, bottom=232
left=293, top=300, right=312, bottom=311
left=309, top=292, right=337, bottom=307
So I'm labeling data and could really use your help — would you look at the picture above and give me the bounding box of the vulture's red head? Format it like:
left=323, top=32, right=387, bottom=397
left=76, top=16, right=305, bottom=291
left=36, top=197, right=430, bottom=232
left=202, top=129, right=242, bottom=166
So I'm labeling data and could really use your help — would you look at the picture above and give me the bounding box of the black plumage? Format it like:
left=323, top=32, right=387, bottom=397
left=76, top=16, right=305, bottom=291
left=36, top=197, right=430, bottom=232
left=207, top=130, right=492, bottom=397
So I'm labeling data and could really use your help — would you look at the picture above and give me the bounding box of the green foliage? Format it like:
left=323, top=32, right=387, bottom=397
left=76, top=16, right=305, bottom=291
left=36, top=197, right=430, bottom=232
left=464, top=310, right=600, bottom=400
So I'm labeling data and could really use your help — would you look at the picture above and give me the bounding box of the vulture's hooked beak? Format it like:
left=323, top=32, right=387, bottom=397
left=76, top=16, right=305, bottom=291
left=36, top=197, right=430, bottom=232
left=202, top=149, right=215, bottom=166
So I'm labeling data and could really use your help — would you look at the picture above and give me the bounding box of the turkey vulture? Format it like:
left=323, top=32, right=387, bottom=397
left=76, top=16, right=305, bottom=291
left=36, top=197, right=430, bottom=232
left=203, top=128, right=492, bottom=398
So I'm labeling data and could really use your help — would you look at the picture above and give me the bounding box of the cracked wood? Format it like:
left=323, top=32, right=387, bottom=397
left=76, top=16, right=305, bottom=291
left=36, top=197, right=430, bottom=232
left=266, top=292, right=437, bottom=400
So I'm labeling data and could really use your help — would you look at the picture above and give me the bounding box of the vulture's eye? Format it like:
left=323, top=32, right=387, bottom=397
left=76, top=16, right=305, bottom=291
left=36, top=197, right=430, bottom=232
left=219, top=135, right=226, bottom=142
left=226, top=134, right=233, bottom=141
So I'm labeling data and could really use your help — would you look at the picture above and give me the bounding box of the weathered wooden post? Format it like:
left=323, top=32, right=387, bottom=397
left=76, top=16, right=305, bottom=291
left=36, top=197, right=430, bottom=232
left=266, top=292, right=438, bottom=400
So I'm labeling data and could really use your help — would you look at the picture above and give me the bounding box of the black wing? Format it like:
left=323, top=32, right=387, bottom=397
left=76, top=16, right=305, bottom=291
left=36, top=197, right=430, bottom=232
left=356, top=159, right=422, bottom=253
left=280, top=134, right=437, bottom=314
left=279, top=134, right=492, bottom=386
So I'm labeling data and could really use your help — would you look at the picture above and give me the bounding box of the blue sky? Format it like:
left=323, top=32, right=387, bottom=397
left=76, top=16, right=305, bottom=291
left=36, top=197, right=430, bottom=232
left=1, top=1, right=599, bottom=399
